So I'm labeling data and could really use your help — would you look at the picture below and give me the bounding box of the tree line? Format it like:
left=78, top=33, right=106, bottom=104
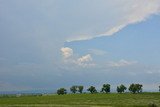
left=57, top=83, right=159, bottom=95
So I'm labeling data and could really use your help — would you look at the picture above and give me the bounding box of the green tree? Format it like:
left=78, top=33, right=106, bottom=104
left=129, top=83, right=143, bottom=94
left=136, top=84, right=143, bottom=93
left=117, top=84, right=127, bottom=93
left=87, top=86, right=97, bottom=94
left=129, top=84, right=137, bottom=93
left=57, top=88, right=67, bottom=95
left=70, top=86, right=77, bottom=93
left=78, top=86, right=84, bottom=93
left=101, top=84, right=110, bottom=93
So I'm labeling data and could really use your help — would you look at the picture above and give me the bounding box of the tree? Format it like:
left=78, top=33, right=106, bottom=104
left=101, top=84, right=110, bottom=93
left=78, top=86, right=84, bottom=93
left=136, top=84, right=143, bottom=93
left=57, top=88, right=67, bottom=95
left=87, top=86, right=97, bottom=94
left=129, top=83, right=143, bottom=94
left=129, top=84, right=137, bottom=93
left=117, top=84, right=127, bottom=93
left=70, top=86, right=78, bottom=93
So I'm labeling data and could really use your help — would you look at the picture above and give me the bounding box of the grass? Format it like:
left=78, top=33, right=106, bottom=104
left=0, top=93, right=160, bottom=107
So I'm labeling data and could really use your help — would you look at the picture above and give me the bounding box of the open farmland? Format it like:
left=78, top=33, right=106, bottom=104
left=0, top=93, right=160, bottom=107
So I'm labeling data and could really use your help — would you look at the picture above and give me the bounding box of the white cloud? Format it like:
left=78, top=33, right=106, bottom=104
left=66, top=35, right=93, bottom=42
left=100, top=0, right=160, bottom=36
left=107, top=59, right=137, bottom=67
left=60, top=47, right=94, bottom=68
left=76, top=54, right=95, bottom=67
left=61, top=47, right=73, bottom=59
left=60, top=47, right=136, bottom=68
left=67, top=0, right=160, bottom=42
left=77, top=54, right=92, bottom=63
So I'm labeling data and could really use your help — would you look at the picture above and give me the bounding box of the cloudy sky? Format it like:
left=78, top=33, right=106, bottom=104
left=0, top=0, right=160, bottom=92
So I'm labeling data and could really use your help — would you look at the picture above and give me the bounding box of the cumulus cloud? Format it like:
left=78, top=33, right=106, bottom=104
left=67, top=0, right=160, bottom=42
left=107, top=59, right=137, bottom=67
left=77, top=54, right=92, bottom=63
left=61, top=47, right=73, bottom=59
left=76, top=54, right=95, bottom=67
left=60, top=47, right=136, bottom=68
left=60, top=47, right=94, bottom=67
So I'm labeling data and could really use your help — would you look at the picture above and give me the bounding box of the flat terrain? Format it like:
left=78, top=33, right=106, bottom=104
left=0, top=93, right=160, bottom=107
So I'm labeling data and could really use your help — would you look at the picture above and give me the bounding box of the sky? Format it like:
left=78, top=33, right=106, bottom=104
left=0, top=0, right=160, bottom=92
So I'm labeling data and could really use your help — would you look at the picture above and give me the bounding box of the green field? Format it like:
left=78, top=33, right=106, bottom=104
left=0, top=93, right=160, bottom=107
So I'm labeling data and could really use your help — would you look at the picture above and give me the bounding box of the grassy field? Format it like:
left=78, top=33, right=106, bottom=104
left=0, top=93, right=160, bottom=107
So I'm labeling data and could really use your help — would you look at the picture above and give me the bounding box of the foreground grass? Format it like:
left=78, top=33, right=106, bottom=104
left=0, top=93, right=160, bottom=107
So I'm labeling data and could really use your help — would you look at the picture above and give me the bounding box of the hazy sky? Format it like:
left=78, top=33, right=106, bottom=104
left=0, top=0, right=160, bottom=92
